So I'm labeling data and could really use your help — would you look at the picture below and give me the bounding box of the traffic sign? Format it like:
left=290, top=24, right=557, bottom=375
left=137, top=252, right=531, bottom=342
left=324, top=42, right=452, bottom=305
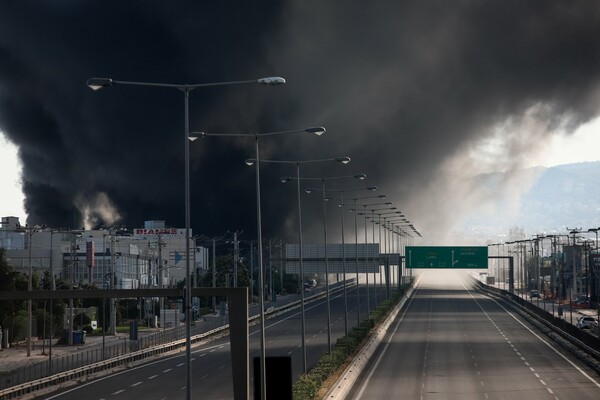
left=406, top=246, right=488, bottom=269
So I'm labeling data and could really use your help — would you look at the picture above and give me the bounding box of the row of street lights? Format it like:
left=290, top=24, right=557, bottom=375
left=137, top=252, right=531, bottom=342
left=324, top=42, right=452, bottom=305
left=88, top=75, right=287, bottom=400
left=87, top=75, right=421, bottom=398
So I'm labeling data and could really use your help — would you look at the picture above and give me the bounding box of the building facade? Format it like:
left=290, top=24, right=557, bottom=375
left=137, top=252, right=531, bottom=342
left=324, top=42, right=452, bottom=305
left=0, top=217, right=208, bottom=289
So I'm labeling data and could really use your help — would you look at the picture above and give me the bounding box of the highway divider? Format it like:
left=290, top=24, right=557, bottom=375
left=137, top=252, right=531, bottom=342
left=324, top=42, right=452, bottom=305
left=294, top=279, right=418, bottom=400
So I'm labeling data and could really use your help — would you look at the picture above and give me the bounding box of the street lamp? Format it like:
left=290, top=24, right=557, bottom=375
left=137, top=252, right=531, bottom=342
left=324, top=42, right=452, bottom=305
left=199, top=126, right=324, bottom=398
left=350, top=202, right=392, bottom=313
left=383, top=217, right=410, bottom=290
left=246, top=155, right=350, bottom=373
left=16, top=225, right=43, bottom=357
left=87, top=75, right=284, bottom=400
left=303, top=173, right=366, bottom=352
left=372, top=210, right=402, bottom=301
left=325, top=187, right=378, bottom=335
left=359, top=207, right=397, bottom=306
left=348, top=194, right=386, bottom=324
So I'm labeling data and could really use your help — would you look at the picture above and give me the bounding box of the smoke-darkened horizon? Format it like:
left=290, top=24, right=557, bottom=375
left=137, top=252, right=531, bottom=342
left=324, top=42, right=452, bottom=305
left=1, top=1, right=600, bottom=244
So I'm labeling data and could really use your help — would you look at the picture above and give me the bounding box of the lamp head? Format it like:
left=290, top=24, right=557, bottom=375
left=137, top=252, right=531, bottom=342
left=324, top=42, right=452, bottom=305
left=87, top=77, right=113, bottom=91
left=256, top=76, right=286, bottom=85
left=188, top=136, right=199, bottom=142
left=280, top=176, right=293, bottom=183
left=306, top=126, right=326, bottom=136
left=335, top=157, right=351, bottom=164
left=354, top=174, right=367, bottom=180
left=366, top=186, right=377, bottom=191
left=245, top=159, right=256, bottom=166
left=385, top=202, right=392, bottom=205
left=305, top=188, right=315, bottom=194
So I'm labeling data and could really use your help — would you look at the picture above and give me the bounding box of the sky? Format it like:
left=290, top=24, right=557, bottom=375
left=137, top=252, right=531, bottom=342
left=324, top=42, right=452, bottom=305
left=1, top=1, right=600, bottom=244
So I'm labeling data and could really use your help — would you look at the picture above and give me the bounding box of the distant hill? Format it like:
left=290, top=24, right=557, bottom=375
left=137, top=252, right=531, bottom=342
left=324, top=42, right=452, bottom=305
left=459, top=161, right=600, bottom=237
left=523, top=162, right=600, bottom=230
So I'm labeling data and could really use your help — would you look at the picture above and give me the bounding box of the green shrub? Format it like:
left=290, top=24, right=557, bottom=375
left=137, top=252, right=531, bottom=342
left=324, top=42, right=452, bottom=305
left=293, top=374, right=319, bottom=400
left=292, top=281, right=413, bottom=399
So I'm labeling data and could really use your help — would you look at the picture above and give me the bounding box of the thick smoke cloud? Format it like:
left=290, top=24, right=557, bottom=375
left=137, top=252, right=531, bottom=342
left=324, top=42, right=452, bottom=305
left=1, top=1, right=600, bottom=243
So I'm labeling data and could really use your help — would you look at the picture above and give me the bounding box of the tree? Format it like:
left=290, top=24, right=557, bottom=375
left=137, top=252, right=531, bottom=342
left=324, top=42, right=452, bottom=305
left=0, top=248, right=28, bottom=341
left=198, top=255, right=250, bottom=307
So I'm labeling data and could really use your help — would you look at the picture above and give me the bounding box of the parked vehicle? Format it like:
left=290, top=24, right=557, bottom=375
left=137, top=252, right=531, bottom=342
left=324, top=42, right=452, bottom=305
left=572, top=300, right=590, bottom=309
left=304, top=279, right=317, bottom=289
left=576, top=316, right=598, bottom=329
left=528, top=290, right=540, bottom=298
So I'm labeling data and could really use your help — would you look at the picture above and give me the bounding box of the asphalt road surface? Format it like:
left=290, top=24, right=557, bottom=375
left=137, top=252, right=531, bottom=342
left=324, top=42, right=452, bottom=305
left=44, top=281, right=388, bottom=399
left=347, top=270, right=600, bottom=400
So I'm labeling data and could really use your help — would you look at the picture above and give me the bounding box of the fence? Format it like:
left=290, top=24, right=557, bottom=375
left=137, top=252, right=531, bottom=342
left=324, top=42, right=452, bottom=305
left=0, top=321, right=211, bottom=390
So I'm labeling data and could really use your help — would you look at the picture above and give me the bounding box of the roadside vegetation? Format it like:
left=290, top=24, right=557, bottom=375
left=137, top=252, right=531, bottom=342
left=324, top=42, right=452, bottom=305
left=292, top=283, right=410, bottom=400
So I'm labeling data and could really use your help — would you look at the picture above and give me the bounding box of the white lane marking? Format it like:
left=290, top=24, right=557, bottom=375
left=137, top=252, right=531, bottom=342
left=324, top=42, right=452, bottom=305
left=46, top=339, right=232, bottom=399
left=130, top=381, right=143, bottom=387
left=163, top=368, right=172, bottom=373
left=354, top=273, right=425, bottom=400
left=459, top=277, right=600, bottom=389
left=112, top=389, right=125, bottom=395
left=176, top=363, right=184, bottom=367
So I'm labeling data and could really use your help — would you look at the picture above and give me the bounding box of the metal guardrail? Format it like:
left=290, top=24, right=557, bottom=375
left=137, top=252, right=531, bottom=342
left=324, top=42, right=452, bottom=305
left=471, top=277, right=600, bottom=371
left=0, top=280, right=355, bottom=399
left=0, top=322, right=229, bottom=399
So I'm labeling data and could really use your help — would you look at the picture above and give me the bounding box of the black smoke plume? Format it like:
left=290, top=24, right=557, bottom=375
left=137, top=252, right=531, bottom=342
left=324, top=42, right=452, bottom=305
left=1, top=1, right=600, bottom=243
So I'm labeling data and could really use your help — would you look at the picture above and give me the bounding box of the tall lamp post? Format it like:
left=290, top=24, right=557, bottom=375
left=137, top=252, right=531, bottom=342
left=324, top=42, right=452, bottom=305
left=17, top=225, right=42, bottom=357
left=348, top=195, right=386, bottom=324
left=87, top=75, right=284, bottom=400
left=359, top=206, right=397, bottom=307
left=374, top=211, right=403, bottom=300
left=587, top=228, right=600, bottom=325
left=303, top=174, right=367, bottom=352
left=326, top=188, right=379, bottom=334
left=384, top=218, right=410, bottom=290
left=350, top=202, right=392, bottom=314
left=197, top=126, right=325, bottom=399
left=246, top=155, right=351, bottom=373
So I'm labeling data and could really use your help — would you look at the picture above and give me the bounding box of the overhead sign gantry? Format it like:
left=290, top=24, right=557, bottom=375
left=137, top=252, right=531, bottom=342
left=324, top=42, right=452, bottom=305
left=406, top=246, right=488, bottom=269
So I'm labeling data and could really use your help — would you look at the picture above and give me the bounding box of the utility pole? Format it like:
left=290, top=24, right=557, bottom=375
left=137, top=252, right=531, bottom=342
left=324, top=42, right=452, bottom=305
left=68, top=234, right=76, bottom=346
left=250, top=241, right=254, bottom=304
left=212, top=238, right=217, bottom=313
left=233, top=231, right=239, bottom=288
left=157, top=233, right=164, bottom=329
left=110, top=230, right=117, bottom=335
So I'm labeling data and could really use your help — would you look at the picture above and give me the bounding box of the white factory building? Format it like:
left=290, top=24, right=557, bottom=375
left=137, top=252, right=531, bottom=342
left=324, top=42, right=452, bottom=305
left=0, top=216, right=209, bottom=289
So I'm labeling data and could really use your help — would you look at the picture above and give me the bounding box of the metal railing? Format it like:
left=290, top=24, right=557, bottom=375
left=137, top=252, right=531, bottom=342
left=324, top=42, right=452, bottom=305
left=0, top=280, right=356, bottom=397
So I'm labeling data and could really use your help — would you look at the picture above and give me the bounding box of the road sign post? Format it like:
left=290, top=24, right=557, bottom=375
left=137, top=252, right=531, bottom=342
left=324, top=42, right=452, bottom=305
left=406, top=246, right=488, bottom=269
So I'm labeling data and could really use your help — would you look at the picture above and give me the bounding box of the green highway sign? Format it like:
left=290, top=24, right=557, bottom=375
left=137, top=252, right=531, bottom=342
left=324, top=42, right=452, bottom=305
left=406, top=246, right=488, bottom=269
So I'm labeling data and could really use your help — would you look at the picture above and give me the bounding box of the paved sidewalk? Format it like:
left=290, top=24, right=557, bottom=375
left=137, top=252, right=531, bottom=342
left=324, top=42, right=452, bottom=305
left=0, top=331, right=148, bottom=376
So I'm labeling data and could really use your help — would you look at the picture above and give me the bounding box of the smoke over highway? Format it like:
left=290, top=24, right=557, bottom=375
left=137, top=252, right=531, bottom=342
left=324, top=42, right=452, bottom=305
left=1, top=2, right=599, bottom=242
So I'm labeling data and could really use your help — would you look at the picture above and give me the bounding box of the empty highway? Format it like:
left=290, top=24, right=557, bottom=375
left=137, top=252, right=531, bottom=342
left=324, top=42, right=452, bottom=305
left=348, top=271, right=600, bottom=400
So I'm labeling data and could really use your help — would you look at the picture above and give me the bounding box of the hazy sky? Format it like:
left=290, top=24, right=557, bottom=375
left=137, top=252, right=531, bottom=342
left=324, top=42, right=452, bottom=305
left=5, top=115, right=600, bottom=229
left=1, top=1, right=600, bottom=243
